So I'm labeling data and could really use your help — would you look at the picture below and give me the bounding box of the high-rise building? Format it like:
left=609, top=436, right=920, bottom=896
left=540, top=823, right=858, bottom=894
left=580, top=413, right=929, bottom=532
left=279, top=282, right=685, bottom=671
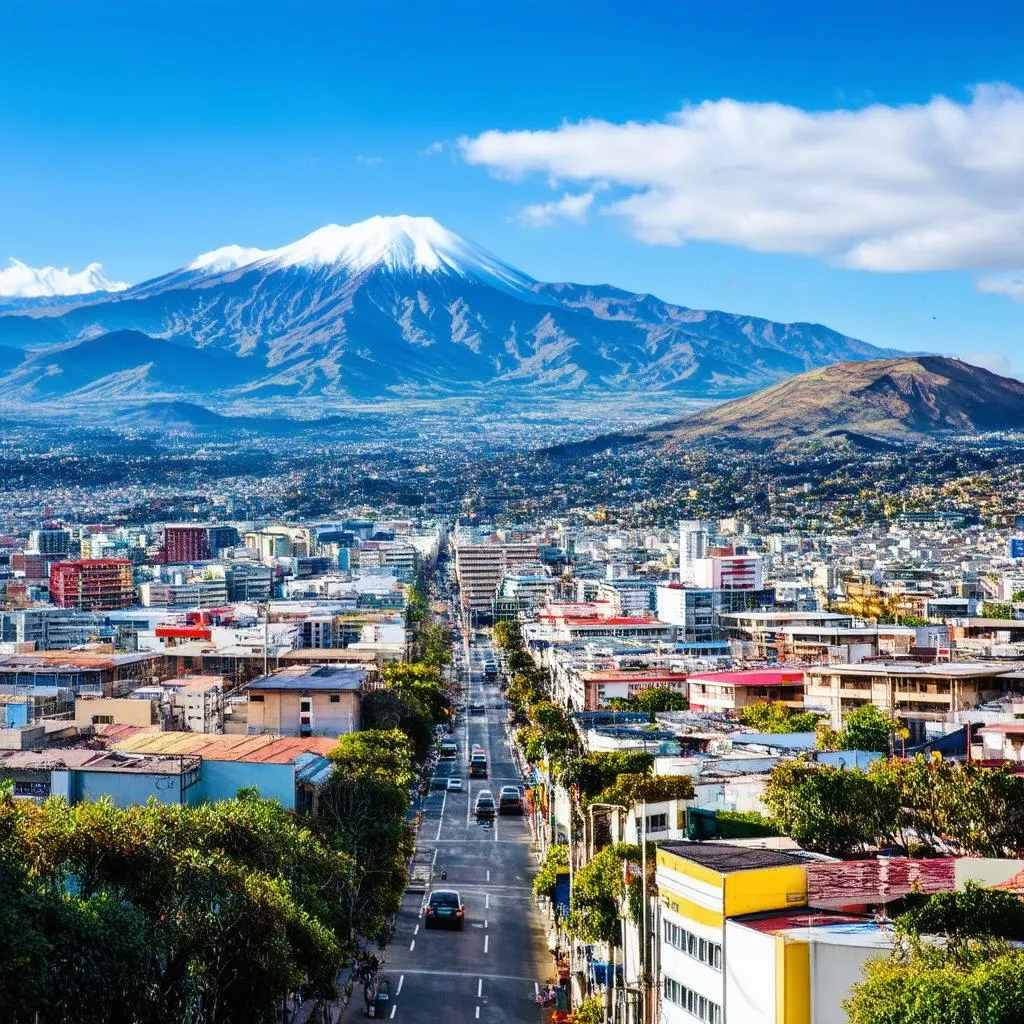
left=206, top=525, right=240, bottom=556
left=49, top=559, right=134, bottom=610
left=693, top=554, right=763, bottom=591
left=678, top=520, right=709, bottom=583
left=164, top=525, right=211, bottom=564
left=28, top=527, right=71, bottom=558
left=453, top=541, right=540, bottom=623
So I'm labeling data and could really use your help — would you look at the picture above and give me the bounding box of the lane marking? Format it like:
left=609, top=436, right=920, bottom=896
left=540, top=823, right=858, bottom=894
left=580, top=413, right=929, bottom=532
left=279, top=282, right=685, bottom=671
left=534, top=982, right=540, bottom=998
left=409, top=939, right=416, bottom=952
left=414, top=925, right=419, bottom=935
left=484, top=919, right=488, bottom=929
left=485, top=893, right=490, bottom=909
left=397, top=975, right=404, bottom=996
left=435, top=790, right=447, bottom=841
left=475, top=1007, right=480, bottom=1020
left=477, top=979, right=483, bottom=998
left=390, top=1006, right=397, bottom=1020
left=484, top=934, right=489, bottom=954
left=486, top=869, right=490, bottom=881
left=394, top=969, right=535, bottom=982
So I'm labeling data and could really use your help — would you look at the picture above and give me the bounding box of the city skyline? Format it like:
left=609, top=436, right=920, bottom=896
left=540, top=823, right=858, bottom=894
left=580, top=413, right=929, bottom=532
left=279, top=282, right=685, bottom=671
left=1, top=0, right=1022, bottom=372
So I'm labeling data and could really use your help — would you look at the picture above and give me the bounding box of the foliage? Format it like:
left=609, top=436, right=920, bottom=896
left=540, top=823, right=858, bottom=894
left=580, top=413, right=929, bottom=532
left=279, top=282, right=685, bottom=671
left=1013, top=590, right=1024, bottom=603
left=491, top=619, right=524, bottom=652
left=982, top=601, right=1014, bottom=620
left=842, top=705, right=898, bottom=753
left=896, top=882, right=1024, bottom=948
left=0, top=790, right=353, bottom=1024
left=572, top=996, right=606, bottom=1024
left=416, top=622, right=453, bottom=668
left=765, top=755, right=1024, bottom=857
left=591, top=772, right=694, bottom=810
left=359, top=688, right=434, bottom=764
left=533, top=843, right=569, bottom=900
left=762, top=760, right=900, bottom=857
left=506, top=671, right=547, bottom=714
left=380, top=661, right=449, bottom=726
left=568, top=843, right=638, bottom=943
left=740, top=699, right=823, bottom=734
left=329, top=729, right=416, bottom=789
left=845, top=944, right=1024, bottom=1024
left=608, top=687, right=688, bottom=718
left=715, top=809, right=779, bottom=838
left=559, top=751, right=654, bottom=800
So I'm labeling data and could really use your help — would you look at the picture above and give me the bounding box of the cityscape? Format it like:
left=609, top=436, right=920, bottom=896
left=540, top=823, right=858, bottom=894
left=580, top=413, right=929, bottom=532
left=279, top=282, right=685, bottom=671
left=2, top=3, right=1024, bottom=1024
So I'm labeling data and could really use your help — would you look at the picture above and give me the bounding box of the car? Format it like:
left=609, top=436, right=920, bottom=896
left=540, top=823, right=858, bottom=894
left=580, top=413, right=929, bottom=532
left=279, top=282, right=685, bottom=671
left=468, top=703, right=485, bottom=715
left=469, top=753, right=488, bottom=778
left=474, top=791, right=496, bottom=818
left=430, top=776, right=450, bottom=790
left=424, top=889, right=465, bottom=930
left=498, top=786, right=524, bottom=814
left=439, top=739, right=458, bottom=760
left=447, top=778, right=464, bottom=792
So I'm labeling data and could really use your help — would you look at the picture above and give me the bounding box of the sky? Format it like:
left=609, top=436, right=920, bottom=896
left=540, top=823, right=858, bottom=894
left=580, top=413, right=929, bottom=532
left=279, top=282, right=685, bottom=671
left=1, top=0, right=1022, bottom=371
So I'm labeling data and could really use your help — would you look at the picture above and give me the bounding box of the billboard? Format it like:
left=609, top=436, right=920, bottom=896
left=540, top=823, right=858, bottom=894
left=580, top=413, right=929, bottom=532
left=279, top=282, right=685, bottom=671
left=1011, top=538, right=1024, bottom=560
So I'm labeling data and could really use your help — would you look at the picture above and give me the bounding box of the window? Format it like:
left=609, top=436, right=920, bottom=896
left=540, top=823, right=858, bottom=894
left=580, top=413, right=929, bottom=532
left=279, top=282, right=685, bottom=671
left=663, top=920, right=722, bottom=971
left=329, top=694, right=340, bottom=703
left=635, top=812, right=669, bottom=834
left=249, top=694, right=264, bottom=703
left=663, top=977, right=722, bottom=1023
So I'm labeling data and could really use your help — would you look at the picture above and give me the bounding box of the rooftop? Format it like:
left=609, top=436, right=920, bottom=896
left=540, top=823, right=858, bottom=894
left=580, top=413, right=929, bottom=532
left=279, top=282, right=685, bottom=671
left=806, top=662, right=1013, bottom=678
left=688, top=670, right=804, bottom=687
left=248, top=665, right=365, bottom=692
left=659, top=841, right=807, bottom=874
left=113, top=731, right=338, bottom=763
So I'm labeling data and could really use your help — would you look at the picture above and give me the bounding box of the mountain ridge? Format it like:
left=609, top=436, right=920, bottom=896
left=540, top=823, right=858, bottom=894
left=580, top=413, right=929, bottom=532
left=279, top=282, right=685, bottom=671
left=0, top=215, right=899, bottom=403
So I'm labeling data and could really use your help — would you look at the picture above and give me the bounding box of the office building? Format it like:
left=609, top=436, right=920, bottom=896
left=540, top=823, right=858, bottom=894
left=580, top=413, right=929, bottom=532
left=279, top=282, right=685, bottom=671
left=164, top=525, right=211, bottom=564
left=49, top=559, right=134, bottom=610
left=678, top=520, right=710, bottom=584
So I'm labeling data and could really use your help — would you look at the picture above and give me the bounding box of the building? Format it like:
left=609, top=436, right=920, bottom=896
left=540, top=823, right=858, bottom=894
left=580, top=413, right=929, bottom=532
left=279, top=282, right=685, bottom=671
left=164, top=524, right=211, bottom=564
left=657, top=585, right=776, bottom=644
left=0, top=608, right=116, bottom=650
left=140, top=578, right=229, bottom=608
left=577, top=668, right=689, bottom=711
left=49, top=559, right=134, bottom=610
left=686, top=669, right=805, bottom=713
left=246, top=665, right=363, bottom=737
left=0, top=651, right=161, bottom=697
left=172, top=677, right=225, bottom=733
left=453, top=541, right=541, bottom=623
left=805, top=662, right=1024, bottom=741
left=28, top=527, right=71, bottom=558
left=655, top=843, right=1024, bottom=1024
left=206, top=525, right=240, bottom=556
left=678, top=520, right=710, bottom=584
left=225, top=563, right=274, bottom=602
left=693, top=554, right=764, bottom=591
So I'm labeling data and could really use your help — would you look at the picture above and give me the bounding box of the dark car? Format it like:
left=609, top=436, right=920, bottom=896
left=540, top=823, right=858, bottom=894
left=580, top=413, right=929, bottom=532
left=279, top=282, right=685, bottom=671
left=425, top=889, right=465, bottom=930
left=469, top=753, right=488, bottom=778
left=468, top=703, right=486, bottom=715
left=498, top=786, right=524, bottom=815
left=474, top=790, right=496, bottom=818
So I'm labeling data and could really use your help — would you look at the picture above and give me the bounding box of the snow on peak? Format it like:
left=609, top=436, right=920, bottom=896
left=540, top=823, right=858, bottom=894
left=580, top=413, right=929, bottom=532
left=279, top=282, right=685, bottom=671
left=188, top=244, right=270, bottom=273
left=264, top=215, right=536, bottom=290
left=0, top=258, right=129, bottom=298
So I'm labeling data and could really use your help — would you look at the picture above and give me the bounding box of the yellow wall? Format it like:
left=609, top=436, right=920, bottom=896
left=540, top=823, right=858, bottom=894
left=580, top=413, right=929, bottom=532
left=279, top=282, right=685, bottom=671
left=724, top=865, right=807, bottom=916
left=774, top=936, right=810, bottom=1024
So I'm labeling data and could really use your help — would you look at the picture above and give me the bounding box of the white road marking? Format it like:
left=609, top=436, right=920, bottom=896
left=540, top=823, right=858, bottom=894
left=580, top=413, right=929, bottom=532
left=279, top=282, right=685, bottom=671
left=475, top=1007, right=480, bottom=1020
left=484, top=919, right=488, bottom=929
left=435, top=790, right=447, bottom=841
left=485, top=893, right=490, bottom=909
left=486, top=869, right=490, bottom=881
left=484, top=934, right=489, bottom=954
left=534, top=982, right=540, bottom=998
left=477, top=979, right=483, bottom=998
left=397, top=975, right=404, bottom=996
left=410, top=939, right=416, bottom=952
left=414, top=925, right=419, bottom=936
left=390, top=1006, right=397, bottom=1019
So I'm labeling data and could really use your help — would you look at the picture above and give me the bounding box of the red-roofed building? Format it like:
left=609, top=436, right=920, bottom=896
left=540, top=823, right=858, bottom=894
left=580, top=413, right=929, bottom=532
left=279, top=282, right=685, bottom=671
left=687, top=668, right=805, bottom=713
left=578, top=668, right=689, bottom=711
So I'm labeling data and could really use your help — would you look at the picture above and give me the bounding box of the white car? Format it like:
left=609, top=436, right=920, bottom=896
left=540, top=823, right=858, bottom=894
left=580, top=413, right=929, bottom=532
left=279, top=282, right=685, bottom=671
left=447, top=778, right=464, bottom=792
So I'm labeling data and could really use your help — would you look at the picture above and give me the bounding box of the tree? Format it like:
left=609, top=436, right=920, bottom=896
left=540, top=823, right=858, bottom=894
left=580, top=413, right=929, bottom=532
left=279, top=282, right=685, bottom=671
left=533, top=843, right=569, bottom=900
left=492, top=619, right=523, bottom=652
left=330, top=729, right=417, bottom=789
left=896, top=882, right=1024, bottom=949
left=842, top=705, right=898, bottom=753
left=762, top=760, right=899, bottom=857
left=610, top=687, right=689, bottom=717
left=591, top=772, right=695, bottom=810
left=569, top=844, right=638, bottom=943
left=740, top=700, right=822, bottom=733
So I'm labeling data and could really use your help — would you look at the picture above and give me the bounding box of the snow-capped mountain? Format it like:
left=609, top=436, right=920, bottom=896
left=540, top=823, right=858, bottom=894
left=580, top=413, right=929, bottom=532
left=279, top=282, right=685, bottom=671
left=0, top=215, right=896, bottom=402
left=0, top=258, right=128, bottom=308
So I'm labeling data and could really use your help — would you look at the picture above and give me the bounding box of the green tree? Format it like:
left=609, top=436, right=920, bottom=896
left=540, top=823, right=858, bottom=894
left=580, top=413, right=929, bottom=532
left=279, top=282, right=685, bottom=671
left=533, top=843, right=569, bottom=900
left=569, top=844, right=638, bottom=943
left=841, top=705, right=898, bottom=753
left=492, top=619, right=523, bottom=652
left=330, top=728, right=417, bottom=789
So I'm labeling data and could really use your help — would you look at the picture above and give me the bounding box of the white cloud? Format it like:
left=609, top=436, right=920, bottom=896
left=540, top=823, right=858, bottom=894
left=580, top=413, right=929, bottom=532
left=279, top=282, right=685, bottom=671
left=0, top=258, right=128, bottom=297
left=419, top=141, right=447, bottom=157
left=460, top=84, right=1024, bottom=272
left=977, top=271, right=1024, bottom=301
left=517, top=190, right=598, bottom=227
left=963, top=351, right=1018, bottom=378
left=356, top=154, right=383, bottom=166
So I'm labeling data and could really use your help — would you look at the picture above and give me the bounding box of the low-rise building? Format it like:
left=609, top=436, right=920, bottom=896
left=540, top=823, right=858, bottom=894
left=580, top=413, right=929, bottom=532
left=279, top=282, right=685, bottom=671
left=686, top=669, right=805, bottom=714
left=245, top=665, right=363, bottom=738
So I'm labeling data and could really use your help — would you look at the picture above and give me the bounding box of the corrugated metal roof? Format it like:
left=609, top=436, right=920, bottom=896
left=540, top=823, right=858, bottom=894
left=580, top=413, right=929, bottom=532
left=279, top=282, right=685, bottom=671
left=113, top=731, right=337, bottom=763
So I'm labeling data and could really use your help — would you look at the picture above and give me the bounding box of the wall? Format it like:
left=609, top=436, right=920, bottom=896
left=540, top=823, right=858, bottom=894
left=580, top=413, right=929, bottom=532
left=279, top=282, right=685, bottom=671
left=810, top=941, right=876, bottom=1024
left=72, top=769, right=183, bottom=807
left=191, top=758, right=296, bottom=810
left=74, top=697, right=156, bottom=728
left=248, top=689, right=359, bottom=738
left=724, top=922, right=775, bottom=1024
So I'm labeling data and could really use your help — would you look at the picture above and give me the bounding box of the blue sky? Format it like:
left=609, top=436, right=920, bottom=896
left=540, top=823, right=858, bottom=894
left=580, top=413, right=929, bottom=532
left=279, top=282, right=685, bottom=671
left=1, top=0, right=1022, bottom=370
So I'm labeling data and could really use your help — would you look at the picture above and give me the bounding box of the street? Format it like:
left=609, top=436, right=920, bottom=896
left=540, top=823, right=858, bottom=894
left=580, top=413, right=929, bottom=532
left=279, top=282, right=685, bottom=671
left=362, top=637, right=551, bottom=1022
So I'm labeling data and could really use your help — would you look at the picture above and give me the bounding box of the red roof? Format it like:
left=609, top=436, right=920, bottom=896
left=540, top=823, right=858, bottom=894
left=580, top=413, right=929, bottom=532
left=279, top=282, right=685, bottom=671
left=688, top=670, right=804, bottom=687
left=562, top=617, right=666, bottom=627
left=156, top=626, right=213, bottom=640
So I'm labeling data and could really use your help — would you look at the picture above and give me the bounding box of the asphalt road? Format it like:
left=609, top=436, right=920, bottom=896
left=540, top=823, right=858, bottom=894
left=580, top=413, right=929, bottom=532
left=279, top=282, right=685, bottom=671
left=361, top=639, right=550, bottom=1022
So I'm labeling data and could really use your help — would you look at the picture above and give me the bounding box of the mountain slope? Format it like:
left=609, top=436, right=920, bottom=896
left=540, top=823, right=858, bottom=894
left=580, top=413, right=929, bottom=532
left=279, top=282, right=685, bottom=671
left=644, top=356, right=1024, bottom=443
left=0, top=215, right=897, bottom=402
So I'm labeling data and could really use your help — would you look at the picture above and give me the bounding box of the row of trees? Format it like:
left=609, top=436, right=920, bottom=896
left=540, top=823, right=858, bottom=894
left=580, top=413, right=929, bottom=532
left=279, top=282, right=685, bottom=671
left=740, top=699, right=898, bottom=753
left=764, top=755, right=1024, bottom=857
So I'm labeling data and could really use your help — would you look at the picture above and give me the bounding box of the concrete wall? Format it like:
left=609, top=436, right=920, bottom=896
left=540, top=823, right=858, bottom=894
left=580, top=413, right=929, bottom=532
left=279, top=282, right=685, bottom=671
left=810, top=941, right=878, bottom=1024
left=247, top=690, right=359, bottom=738
left=724, top=922, right=775, bottom=1024
left=74, top=697, right=156, bottom=728
left=72, top=769, right=183, bottom=807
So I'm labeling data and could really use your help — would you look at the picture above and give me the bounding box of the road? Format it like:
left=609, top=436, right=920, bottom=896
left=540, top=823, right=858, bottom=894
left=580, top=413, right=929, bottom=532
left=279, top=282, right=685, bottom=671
left=357, top=637, right=551, bottom=1022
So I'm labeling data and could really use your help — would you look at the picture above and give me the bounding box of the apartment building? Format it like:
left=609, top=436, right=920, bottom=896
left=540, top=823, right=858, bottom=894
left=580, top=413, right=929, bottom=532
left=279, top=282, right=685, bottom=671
left=657, top=585, right=776, bottom=644
left=163, top=524, right=211, bottom=564
left=805, top=661, right=1024, bottom=740
left=686, top=669, right=805, bottom=713
left=246, top=665, right=363, bottom=738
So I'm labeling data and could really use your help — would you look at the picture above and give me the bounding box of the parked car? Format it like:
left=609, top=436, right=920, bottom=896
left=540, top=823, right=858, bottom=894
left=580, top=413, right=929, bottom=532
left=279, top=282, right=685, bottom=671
left=474, top=790, right=496, bottom=818
left=424, top=889, right=465, bottom=930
